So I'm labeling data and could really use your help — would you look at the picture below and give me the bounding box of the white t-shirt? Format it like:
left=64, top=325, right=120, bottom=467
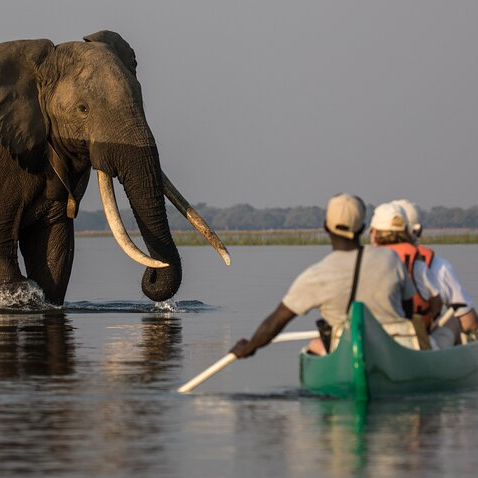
left=282, top=245, right=415, bottom=327
left=430, top=255, right=474, bottom=316
left=412, top=259, right=441, bottom=300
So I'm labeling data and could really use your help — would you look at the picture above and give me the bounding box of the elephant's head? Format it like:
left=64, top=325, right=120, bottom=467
left=0, top=31, right=229, bottom=305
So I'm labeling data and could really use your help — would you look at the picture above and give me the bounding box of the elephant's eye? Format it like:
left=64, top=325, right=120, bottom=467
left=78, top=104, right=89, bottom=114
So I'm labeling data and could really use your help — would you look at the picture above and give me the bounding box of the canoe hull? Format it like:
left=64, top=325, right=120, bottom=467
left=300, top=302, right=478, bottom=399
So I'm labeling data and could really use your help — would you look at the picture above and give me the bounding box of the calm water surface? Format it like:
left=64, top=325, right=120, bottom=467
left=1, top=239, right=478, bottom=477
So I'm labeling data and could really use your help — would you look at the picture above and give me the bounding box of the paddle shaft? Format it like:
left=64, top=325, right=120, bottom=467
left=272, top=330, right=320, bottom=343
left=430, top=307, right=455, bottom=332
left=177, top=330, right=320, bottom=393
left=177, top=353, right=237, bottom=393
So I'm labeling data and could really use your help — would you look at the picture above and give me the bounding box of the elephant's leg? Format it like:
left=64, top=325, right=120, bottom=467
left=19, top=205, right=74, bottom=305
left=0, top=211, right=25, bottom=285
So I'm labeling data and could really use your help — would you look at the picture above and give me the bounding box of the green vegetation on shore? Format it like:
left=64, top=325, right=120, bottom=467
left=76, top=203, right=478, bottom=233
left=75, top=229, right=478, bottom=246
left=75, top=203, right=478, bottom=245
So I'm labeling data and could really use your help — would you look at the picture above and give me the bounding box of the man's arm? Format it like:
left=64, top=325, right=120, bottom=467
left=230, top=302, right=297, bottom=359
left=458, top=308, right=478, bottom=332
left=420, top=262, right=443, bottom=318
left=429, top=294, right=443, bottom=320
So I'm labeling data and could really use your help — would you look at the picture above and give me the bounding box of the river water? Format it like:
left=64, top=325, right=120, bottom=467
left=1, top=239, right=478, bottom=477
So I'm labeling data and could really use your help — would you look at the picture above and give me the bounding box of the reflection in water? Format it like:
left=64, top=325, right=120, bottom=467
left=141, top=316, right=183, bottom=381
left=291, top=399, right=369, bottom=476
left=0, top=312, right=184, bottom=477
left=99, top=315, right=182, bottom=385
left=181, top=392, right=478, bottom=478
left=0, top=312, right=75, bottom=378
left=295, top=396, right=478, bottom=477
left=88, top=315, right=183, bottom=476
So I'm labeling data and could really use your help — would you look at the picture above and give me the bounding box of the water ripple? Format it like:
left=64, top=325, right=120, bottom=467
left=63, top=299, right=217, bottom=314
left=0, top=281, right=217, bottom=314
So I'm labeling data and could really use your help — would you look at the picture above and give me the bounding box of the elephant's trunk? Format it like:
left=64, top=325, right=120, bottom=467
left=97, top=171, right=170, bottom=269
left=94, top=141, right=182, bottom=302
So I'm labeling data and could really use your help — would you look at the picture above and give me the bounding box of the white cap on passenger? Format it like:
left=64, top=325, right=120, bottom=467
left=392, top=199, right=422, bottom=236
left=370, top=202, right=409, bottom=232
left=325, top=194, right=365, bottom=239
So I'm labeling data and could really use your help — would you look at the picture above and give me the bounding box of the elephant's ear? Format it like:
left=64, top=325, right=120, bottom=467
left=83, top=31, right=137, bottom=75
left=0, top=39, right=54, bottom=160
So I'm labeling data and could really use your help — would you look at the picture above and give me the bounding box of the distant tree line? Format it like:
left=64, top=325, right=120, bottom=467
left=75, top=204, right=478, bottom=232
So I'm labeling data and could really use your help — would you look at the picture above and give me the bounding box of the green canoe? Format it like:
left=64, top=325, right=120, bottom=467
left=300, top=301, right=478, bottom=400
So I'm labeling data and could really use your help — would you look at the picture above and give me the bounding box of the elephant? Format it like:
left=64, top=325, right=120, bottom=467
left=0, top=31, right=230, bottom=305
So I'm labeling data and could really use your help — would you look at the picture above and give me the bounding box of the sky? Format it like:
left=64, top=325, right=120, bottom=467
left=2, top=0, right=478, bottom=211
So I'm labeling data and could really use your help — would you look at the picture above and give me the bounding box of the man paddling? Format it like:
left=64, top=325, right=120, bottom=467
left=231, top=193, right=415, bottom=359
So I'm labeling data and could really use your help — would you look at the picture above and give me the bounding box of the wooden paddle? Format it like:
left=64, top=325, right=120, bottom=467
left=429, top=303, right=466, bottom=332
left=177, top=330, right=320, bottom=393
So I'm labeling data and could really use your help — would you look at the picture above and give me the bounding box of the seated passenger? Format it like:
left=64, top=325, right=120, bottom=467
left=230, top=193, right=415, bottom=359
left=392, top=199, right=478, bottom=337
left=370, top=202, right=459, bottom=349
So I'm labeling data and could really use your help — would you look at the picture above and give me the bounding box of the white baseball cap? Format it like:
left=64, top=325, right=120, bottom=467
left=370, top=202, right=409, bottom=232
left=325, top=194, right=366, bottom=239
left=392, top=199, right=422, bottom=236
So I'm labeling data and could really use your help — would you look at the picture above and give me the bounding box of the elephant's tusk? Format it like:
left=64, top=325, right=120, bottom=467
left=161, top=172, right=231, bottom=266
left=97, top=171, right=170, bottom=269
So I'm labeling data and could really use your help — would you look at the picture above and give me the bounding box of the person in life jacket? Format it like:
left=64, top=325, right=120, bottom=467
left=392, top=199, right=478, bottom=337
left=369, top=202, right=460, bottom=349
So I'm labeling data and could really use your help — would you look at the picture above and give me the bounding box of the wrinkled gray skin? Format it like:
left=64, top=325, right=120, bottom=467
left=0, top=31, right=181, bottom=304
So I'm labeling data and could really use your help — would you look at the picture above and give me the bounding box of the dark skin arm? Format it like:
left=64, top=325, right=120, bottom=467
left=429, top=294, right=443, bottom=320
left=230, top=302, right=297, bottom=359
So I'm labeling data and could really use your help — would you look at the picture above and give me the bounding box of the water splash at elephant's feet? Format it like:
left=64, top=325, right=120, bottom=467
left=152, top=298, right=179, bottom=314
left=0, top=280, right=54, bottom=311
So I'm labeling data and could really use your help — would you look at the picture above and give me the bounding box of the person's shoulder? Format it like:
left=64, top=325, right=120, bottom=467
left=289, top=254, right=334, bottom=287
left=303, top=249, right=356, bottom=273
left=431, top=254, right=453, bottom=270
left=413, top=258, right=427, bottom=274
left=364, top=245, right=397, bottom=261
left=299, top=254, right=332, bottom=275
left=430, top=254, right=458, bottom=278
left=315, top=250, right=342, bottom=265
left=364, top=245, right=406, bottom=270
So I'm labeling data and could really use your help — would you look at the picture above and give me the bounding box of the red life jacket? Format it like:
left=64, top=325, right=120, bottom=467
left=417, top=244, right=435, bottom=268
left=381, top=243, right=433, bottom=328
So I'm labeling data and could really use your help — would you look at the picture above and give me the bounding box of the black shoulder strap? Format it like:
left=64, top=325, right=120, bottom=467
left=347, top=246, right=364, bottom=313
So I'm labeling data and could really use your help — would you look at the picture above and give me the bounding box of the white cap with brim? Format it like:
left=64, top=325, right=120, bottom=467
left=325, top=194, right=365, bottom=239
left=370, top=202, right=409, bottom=232
left=392, top=199, right=422, bottom=235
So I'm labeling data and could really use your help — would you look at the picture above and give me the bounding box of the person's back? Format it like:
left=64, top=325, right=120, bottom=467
left=282, top=245, right=413, bottom=328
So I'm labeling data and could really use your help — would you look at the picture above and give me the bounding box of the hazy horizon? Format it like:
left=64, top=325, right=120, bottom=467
left=78, top=201, right=478, bottom=213
left=3, top=1, right=478, bottom=211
